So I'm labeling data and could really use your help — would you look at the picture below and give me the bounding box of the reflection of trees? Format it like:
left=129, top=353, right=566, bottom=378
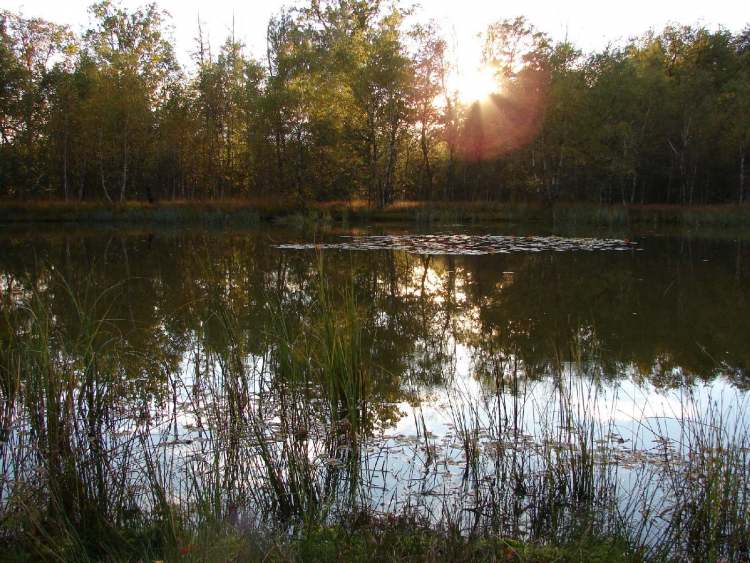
left=456, top=237, right=750, bottom=388
left=1, top=231, right=748, bottom=407
left=2, top=230, right=749, bottom=557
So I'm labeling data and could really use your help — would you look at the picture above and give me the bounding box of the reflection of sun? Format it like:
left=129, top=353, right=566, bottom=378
left=457, top=65, right=498, bottom=105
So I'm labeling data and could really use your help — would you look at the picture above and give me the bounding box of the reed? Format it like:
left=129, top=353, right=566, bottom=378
left=0, top=262, right=748, bottom=561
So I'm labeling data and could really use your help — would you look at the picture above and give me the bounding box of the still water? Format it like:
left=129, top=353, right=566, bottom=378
left=1, top=224, right=748, bottom=556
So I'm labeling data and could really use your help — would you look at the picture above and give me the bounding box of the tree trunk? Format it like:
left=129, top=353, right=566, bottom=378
left=98, top=129, right=113, bottom=203
left=119, top=136, right=128, bottom=203
left=420, top=122, right=432, bottom=201
left=383, top=114, right=398, bottom=208
left=78, top=157, right=85, bottom=201
left=295, top=126, right=304, bottom=201
left=62, top=121, right=69, bottom=202
left=740, top=147, right=746, bottom=204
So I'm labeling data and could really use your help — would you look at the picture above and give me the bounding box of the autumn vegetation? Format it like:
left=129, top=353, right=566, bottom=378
left=1, top=1, right=749, bottom=211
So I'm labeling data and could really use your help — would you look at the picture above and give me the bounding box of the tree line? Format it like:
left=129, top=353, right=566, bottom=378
left=1, top=1, right=749, bottom=206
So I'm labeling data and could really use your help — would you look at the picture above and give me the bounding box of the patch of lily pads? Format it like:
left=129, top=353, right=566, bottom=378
left=276, top=234, right=639, bottom=255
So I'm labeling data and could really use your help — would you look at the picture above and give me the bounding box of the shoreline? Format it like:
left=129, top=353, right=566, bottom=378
left=1, top=200, right=749, bottom=229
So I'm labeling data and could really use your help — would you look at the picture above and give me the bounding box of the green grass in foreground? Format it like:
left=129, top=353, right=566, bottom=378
left=276, top=519, right=636, bottom=563
left=1, top=516, right=637, bottom=562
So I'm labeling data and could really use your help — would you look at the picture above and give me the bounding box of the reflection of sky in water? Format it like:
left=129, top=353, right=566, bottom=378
left=2, top=230, right=749, bottom=544
left=356, top=255, right=748, bottom=525
left=152, top=276, right=748, bottom=532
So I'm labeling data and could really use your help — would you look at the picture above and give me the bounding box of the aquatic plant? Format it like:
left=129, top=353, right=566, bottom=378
left=0, top=259, right=749, bottom=561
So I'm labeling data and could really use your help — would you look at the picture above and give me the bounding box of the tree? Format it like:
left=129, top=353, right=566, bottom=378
left=1, top=3, right=750, bottom=206
left=409, top=22, right=446, bottom=200
left=0, top=11, right=74, bottom=198
left=83, top=1, right=179, bottom=201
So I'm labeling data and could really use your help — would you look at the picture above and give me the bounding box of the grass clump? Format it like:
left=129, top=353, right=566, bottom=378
left=281, top=514, right=636, bottom=563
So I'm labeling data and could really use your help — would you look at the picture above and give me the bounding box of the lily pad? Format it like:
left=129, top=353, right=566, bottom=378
left=276, top=234, right=638, bottom=255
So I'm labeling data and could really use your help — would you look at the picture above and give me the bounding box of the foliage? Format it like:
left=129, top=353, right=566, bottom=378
left=1, top=5, right=750, bottom=206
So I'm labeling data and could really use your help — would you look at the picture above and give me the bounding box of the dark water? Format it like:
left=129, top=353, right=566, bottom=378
left=2, top=226, right=747, bottom=387
left=1, top=225, right=749, bottom=555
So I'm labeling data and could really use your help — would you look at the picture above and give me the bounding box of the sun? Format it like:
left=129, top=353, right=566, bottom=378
left=457, top=65, right=499, bottom=105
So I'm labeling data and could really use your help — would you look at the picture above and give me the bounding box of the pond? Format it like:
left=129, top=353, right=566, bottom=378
left=1, top=224, right=748, bottom=559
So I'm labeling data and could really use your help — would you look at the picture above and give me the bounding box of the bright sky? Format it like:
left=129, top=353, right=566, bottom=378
left=6, top=0, right=748, bottom=69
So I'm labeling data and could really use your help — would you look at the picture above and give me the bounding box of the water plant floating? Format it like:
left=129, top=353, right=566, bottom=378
left=276, top=234, right=639, bottom=255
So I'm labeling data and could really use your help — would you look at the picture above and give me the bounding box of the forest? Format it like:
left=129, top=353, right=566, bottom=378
left=1, top=0, right=749, bottom=207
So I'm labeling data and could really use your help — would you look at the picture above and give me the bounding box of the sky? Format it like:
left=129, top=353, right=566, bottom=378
left=5, top=0, right=749, bottom=70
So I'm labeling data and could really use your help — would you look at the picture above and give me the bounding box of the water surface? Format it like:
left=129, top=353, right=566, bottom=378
left=1, top=224, right=748, bottom=556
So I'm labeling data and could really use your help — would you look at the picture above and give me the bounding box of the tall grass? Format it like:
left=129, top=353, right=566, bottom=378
left=0, top=274, right=174, bottom=560
left=0, top=262, right=749, bottom=561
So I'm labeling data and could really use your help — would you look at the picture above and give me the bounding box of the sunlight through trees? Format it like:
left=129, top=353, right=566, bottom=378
left=1, top=2, right=749, bottom=205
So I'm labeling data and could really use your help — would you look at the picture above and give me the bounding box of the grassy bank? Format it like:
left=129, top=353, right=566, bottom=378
left=1, top=200, right=749, bottom=229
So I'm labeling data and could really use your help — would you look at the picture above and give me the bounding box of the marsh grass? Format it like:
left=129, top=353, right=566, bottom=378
left=640, top=392, right=750, bottom=561
left=0, top=262, right=749, bottom=561
left=0, top=274, right=170, bottom=560
left=2, top=199, right=750, bottom=231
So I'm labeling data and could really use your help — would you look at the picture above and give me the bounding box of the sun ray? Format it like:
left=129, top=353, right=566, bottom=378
left=457, top=65, right=499, bottom=104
